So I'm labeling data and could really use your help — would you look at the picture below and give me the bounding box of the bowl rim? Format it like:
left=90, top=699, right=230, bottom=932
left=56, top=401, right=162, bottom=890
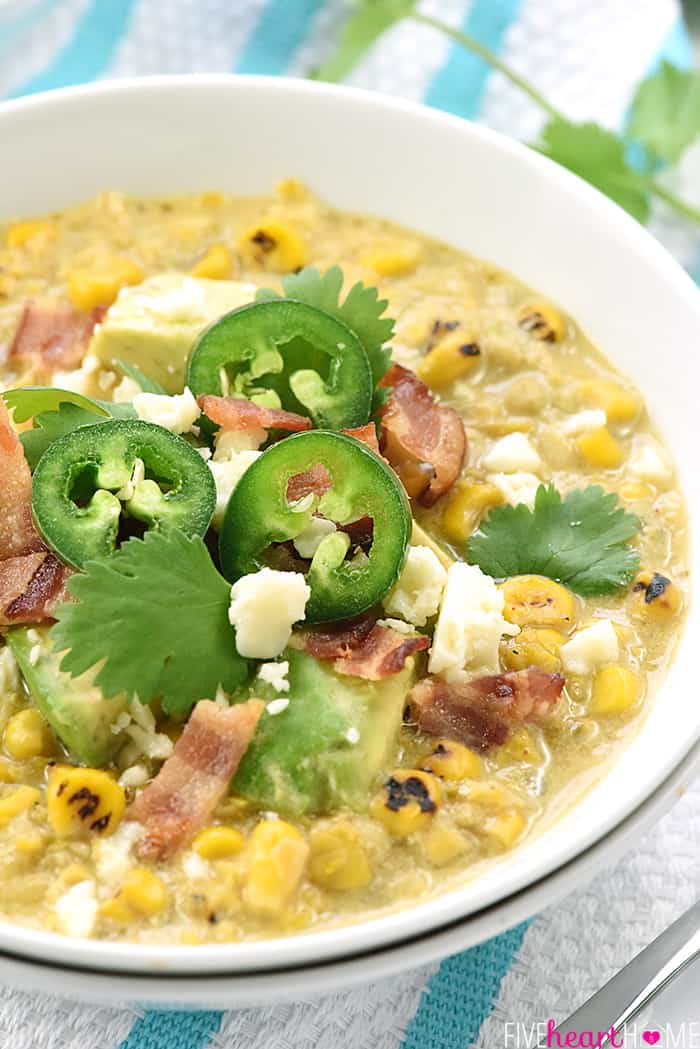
left=0, top=73, right=698, bottom=976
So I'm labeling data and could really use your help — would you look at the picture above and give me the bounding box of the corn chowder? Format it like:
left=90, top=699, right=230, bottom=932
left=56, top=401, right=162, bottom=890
left=0, top=182, right=688, bottom=945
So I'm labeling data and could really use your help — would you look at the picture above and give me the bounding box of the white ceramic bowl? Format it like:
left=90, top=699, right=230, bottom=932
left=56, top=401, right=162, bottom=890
left=0, top=75, right=698, bottom=1005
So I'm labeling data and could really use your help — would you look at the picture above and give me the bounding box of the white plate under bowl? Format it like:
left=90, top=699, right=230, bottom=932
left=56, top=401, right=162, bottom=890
left=0, top=75, right=698, bottom=1003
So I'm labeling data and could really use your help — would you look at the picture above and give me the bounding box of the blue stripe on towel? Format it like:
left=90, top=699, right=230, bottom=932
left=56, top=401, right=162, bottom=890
left=424, top=0, right=524, bottom=119
left=11, top=0, right=138, bottom=97
left=118, top=1009, right=222, bottom=1049
left=235, top=0, right=326, bottom=75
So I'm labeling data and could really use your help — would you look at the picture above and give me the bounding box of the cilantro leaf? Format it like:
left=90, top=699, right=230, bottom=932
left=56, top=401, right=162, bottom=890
left=52, top=530, right=250, bottom=716
left=628, top=61, right=700, bottom=166
left=258, top=265, right=394, bottom=412
left=311, top=0, right=418, bottom=83
left=115, top=358, right=167, bottom=395
left=2, top=386, right=111, bottom=423
left=467, top=484, right=641, bottom=596
left=536, top=119, right=650, bottom=223
left=20, top=403, right=110, bottom=470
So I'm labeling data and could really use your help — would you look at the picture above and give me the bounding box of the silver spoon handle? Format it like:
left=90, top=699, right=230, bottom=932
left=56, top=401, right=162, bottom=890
left=542, top=899, right=700, bottom=1046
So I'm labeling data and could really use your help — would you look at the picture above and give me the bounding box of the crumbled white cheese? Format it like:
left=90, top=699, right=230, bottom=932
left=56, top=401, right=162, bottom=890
left=52, top=352, right=101, bottom=396
left=28, top=644, right=41, bottom=666
left=628, top=440, right=672, bottom=484
left=115, top=457, right=145, bottom=502
left=112, top=376, right=142, bottom=404
left=292, top=516, right=337, bottom=559
left=121, top=700, right=173, bottom=761
left=560, top=619, right=619, bottom=675
left=345, top=727, right=360, bottom=744
left=383, top=545, right=447, bottom=627
left=257, top=660, right=290, bottom=693
left=54, top=880, right=98, bottom=938
left=429, top=563, right=519, bottom=679
left=482, top=432, right=542, bottom=473
left=133, top=386, right=199, bottom=434
left=94, top=821, right=144, bottom=892
left=266, top=698, right=290, bottom=716
left=0, top=647, right=19, bottom=695
left=118, top=764, right=150, bottom=790
left=182, top=851, right=209, bottom=879
left=208, top=450, right=261, bottom=527
left=197, top=446, right=212, bottom=461
left=376, top=617, right=416, bottom=635
left=562, top=409, right=607, bottom=435
left=228, top=568, right=310, bottom=659
left=213, top=428, right=267, bottom=458
left=489, top=471, right=541, bottom=509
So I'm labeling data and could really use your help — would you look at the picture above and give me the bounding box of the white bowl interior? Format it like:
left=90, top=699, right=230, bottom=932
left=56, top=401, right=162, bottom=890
left=0, top=76, right=698, bottom=975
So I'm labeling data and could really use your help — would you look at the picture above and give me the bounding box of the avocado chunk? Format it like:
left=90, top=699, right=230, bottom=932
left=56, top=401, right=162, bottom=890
left=232, top=648, right=416, bottom=816
left=89, top=273, right=257, bottom=393
left=6, top=627, right=127, bottom=766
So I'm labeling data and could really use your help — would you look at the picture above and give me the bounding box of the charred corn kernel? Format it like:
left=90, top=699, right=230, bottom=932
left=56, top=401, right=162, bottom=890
left=517, top=302, right=564, bottom=343
left=4, top=708, right=51, bottom=760
left=99, top=896, right=134, bottom=924
left=418, top=820, right=468, bottom=867
left=620, top=481, right=653, bottom=501
left=6, top=219, right=56, bottom=249
left=500, top=575, right=576, bottom=631
left=423, top=740, right=482, bottom=781
left=501, top=626, right=564, bottom=672
left=47, top=765, right=125, bottom=838
left=417, top=332, right=482, bottom=389
left=243, top=819, right=309, bottom=916
left=238, top=220, right=307, bottom=272
left=192, top=826, right=244, bottom=859
left=276, top=177, right=307, bottom=202
left=120, top=867, right=169, bottom=917
left=632, top=571, right=681, bottom=620
left=309, top=822, right=372, bottom=891
left=483, top=809, right=526, bottom=848
left=0, top=785, right=40, bottom=826
left=360, top=243, right=420, bottom=277
left=590, top=664, right=641, bottom=715
left=370, top=769, right=442, bottom=837
left=67, top=257, right=144, bottom=311
left=576, top=426, right=624, bottom=469
left=442, top=482, right=503, bottom=545
left=577, top=379, right=639, bottom=423
left=190, top=243, right=232, bottom=280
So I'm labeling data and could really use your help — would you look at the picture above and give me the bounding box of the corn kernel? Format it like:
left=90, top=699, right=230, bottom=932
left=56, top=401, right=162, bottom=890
left=632, top=571, right=681, bottom=620
left=275, top=178, right=308, bottom=202
left=120, top=866, right=169, bottom=916
left=190, top=243, right=232, bottom=280
left=442, top=482, right=503, bottom=545
left=370, top=769, right=441, bottom=837
left=47, top=765, right=125, bottom=837
left=483, top=809, right=526, bottom=848
left=620, top=482, right=653, bottom=501
left=6, top=219, right=56, bottom=249
left=99, top=896, right=134, bottom=924
left=417, top=332, right=482, bottom=391
left=67, top=257, right=144, bottom=311
left=576, top=426, right=624, bottom=469
left=309, top=822, right=372, bottom=891
left=60, top=862, right=92, bottom=888
left=495, top=726, right=543, bottom=766
left=0, top=785, right=40, bottom=826
left=501, top=626, right=564, bottom=672
left=577, top=379, right=639, bottom=423
left=0, top=759, right=21, bottom=784
left=243, top=819, right=309, bottom=916
left=423, top=740, right=482, bottom=780
left=4, top=708, right=51, bottom=761
left=360, top=244, right=420, bottom=277
left=500, top=575, right=576, bottom=631
left=15, top=832, right=46, bottom=855
left=192, top=826, right=244, bottom=860
left=417, top=819, right=468, bottom=867
left=238, top=220, right=307, bottom=272
left=590, top=664, right=641, bottom=715
left=517, top=302, right=565, bottom=343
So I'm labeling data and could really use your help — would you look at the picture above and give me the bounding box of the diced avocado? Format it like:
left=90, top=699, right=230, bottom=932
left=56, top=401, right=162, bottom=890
left=6, top=627, right=127, bottom=766
left=89, top=273, right=257, bottom=393
left=232, top=648, right=416, bottom=816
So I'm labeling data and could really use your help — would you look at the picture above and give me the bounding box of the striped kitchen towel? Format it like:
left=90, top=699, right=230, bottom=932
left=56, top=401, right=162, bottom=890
left=0, top=2, right=698, bottom=1047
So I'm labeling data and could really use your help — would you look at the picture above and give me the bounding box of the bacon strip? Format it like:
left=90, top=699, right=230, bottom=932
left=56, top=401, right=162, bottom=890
left=129, top=699, right=264, bottom=861
left=0, top=400, right=43, bottom=559
left=9, top=300, right=104, bottom=374
left=0, top=551, right=71, bottom=626
left=286, top=463, right=333, bottom=504
left=341, top=423, right=381, bottom=456
left=304, top=615, right=429, bottom=680
left=379, top=364, right=466, bottom=506
left=406, top=669, right=565, bottom=751
left=198, top=394, right=312, bottom=434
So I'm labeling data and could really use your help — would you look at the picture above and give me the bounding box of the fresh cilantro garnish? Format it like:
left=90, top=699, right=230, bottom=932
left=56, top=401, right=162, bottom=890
left=628, top=61, right=700, bottom=166
left=52, top=530, right=250, bottom=717
left=258, top=265, right=394, bottom=412
left=115, top=358, right=168, bottom=395
left=467, top=484, right=641, bottom=597
left=2, top=386, right=111, bottom=423
left=311, top=0, right=417, bottom=83
left=21, top=403, right=109, bottom=470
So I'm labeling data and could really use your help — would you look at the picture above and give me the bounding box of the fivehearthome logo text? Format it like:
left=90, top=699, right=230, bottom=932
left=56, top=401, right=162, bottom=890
left=503, top=1021, right=700, bottom=1047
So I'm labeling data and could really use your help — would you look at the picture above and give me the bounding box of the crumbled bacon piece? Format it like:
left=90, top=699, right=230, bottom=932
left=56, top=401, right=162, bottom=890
left=304, top=615, right=429, bottom=680
left=286, top=463, right=333, bottom=504
left=341, top=423, right=381, bottom=456
left=0, top=551, right=71, bottom=625
left=304, top=614, right=377, bottom=660
left=0, top=400, right=43, bottom=560
left=9, top=300, right=104, bottom=373
left=129, top=699, right=263, bottom=861
left=197, top=394, right=312, bottom=434
left=379, top=363, right=466, bottom=506
left=406, top=669, right=565, bottom=751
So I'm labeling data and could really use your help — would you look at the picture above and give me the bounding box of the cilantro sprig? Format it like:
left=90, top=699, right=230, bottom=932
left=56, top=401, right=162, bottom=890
left=258, top=265, right=394, bottom=411
left=467, top=484, right=641, bottom=597
left=52, top=530, right=249, bottom=716
left=314, top=4, right=700, bottom=228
